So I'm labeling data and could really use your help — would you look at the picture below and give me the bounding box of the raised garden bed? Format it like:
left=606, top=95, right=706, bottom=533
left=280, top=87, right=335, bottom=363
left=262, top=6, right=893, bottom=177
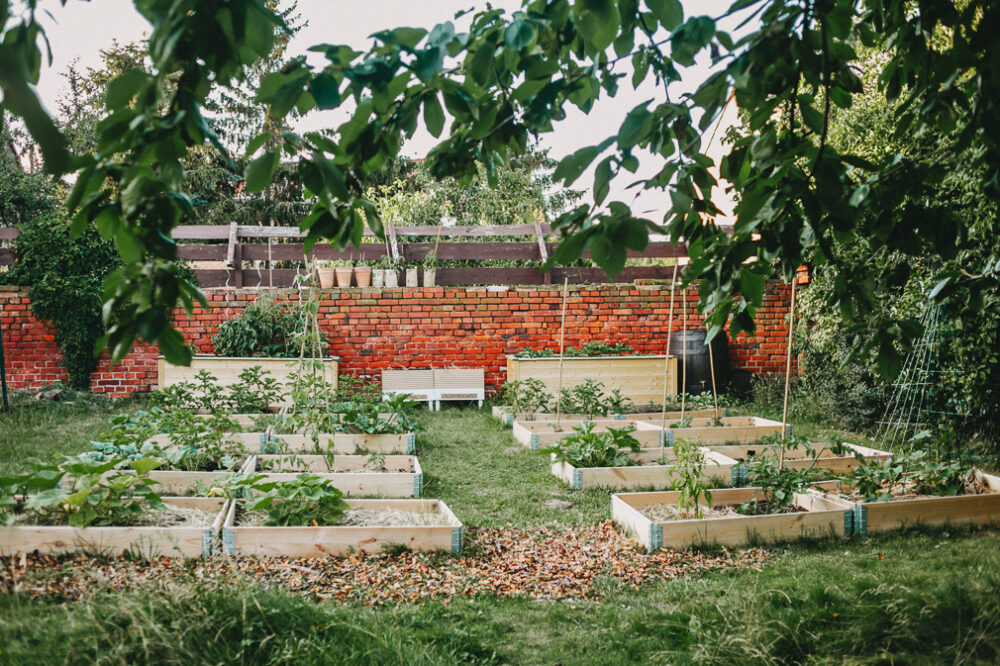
left=811, top=472, right=1000, bottom=536
left=220, top=499, right=463, bottom=557
left=512, top=420, right=662, bottom=451
left=262, top=432, right=416, bottom=454
left=157, top=355, right=339, bottom=407
left=612, top=488, right=854, bottom=550
left=249, top=454, right=423, bottom=497
left=709, top=442, right=890, bottom=480
left=647, top=416, right=789, bottom=446
left=0, top=497, right=227, bottom=558
left=494, top=406, right=721, bottom=426
left=146, top=432, right=267, bottom=451
left=505, top=354, right=677, bottom=405
left=551, top=448, right=738, bottom=491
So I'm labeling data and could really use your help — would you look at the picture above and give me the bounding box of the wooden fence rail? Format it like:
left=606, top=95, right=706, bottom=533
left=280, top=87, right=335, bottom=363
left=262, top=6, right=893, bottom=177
left=1, top=223, right=687, bottom=287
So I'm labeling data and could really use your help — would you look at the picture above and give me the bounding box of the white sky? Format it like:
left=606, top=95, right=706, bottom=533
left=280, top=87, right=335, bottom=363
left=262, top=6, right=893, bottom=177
left=30, top=0, right=744, bottom=223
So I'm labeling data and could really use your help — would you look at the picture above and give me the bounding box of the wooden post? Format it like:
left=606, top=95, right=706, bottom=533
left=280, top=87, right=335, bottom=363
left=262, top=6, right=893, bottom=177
left=554, top=278, right=570, bottom=430
left=533, top=213, right=551, bottom=286
left=268, top=237, right=274, bottom=289
left=660, top=264, right=679, bottom=445
left=779, top=277, right=798, bottom=470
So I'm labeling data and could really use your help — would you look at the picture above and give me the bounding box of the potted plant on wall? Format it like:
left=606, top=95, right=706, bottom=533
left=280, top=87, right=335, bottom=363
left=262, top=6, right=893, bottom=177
left=333, top=259, right=353, bottom=288
left=405, top=260, right=419, bottom=287
left=316, top=261, right=335, bottom=289
left=354, top=257, right=372, bottom=287
left=371, top=255, right=389, bottom=288
left=422, top=250, right=437, bottom=288
left=385, top=256, right=400, bottom=287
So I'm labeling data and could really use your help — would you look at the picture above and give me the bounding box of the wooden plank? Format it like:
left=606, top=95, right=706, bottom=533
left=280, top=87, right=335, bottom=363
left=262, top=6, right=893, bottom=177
left=222, top=498, right=463, bottom=557
left=506, top=356, right=677, bottom=405
left=146, top=432, right=265, bottom=451
left=0, top=227, right=20, bottom=240
left=178, top=245, right=229, bottom=261
left=640, top=416, right=787, bottom=445
left=551, top=449, right=737, bottom=491
left=240, top=243, right=388, bottom=261
left=0, top=498, right=227, bottom=557
left=512, top=419, right=664, bottom=450
left=611, top=489, right=852, bottom=550
left=157, top=356, right=338, bottom=407
left=265, top=432, right=415, bottom=454
left=174, top=225, right=231, bottom=240
left=0, top=247, right=14, bottom=264
left=251, top=455, right=421, bottom=498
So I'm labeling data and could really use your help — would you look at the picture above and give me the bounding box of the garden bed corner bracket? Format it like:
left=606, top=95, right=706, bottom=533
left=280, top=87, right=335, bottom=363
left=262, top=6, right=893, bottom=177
left=451, top=526, right=465, bottom=554
left=649, top=523, right=663, bottom=552
left=201, top=528, right=214, bottom=557
left=572, top=469, right=583, bottom=490
left=221, top=527, right=236, bottom=555
left=529, top=433, right=539, bottom=451
left=407, top=433, right=416, bottom=453
left=851, top=504, right=867, bottom=537
left=413, top=473, right=423, bottom=498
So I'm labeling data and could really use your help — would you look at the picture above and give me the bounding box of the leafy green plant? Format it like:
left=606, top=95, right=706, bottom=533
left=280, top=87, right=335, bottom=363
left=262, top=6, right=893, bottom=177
left=212, top=294, right=324, bottom=358
left=739, top=444, right=826, bottom=515
left=228, top=365, right=285, bottom=413
left=422, top=250, right=437, bottom=269
left=514, top=342, right=634, bottom=359
left=671, top=439, right=712, bottom=519
left=0, top=455, right=165, bottom=527
left=500, top=378, right=550, bottom=417
left=839, top=449, right=973, bottom=503
left=338, top=394, right=418, bottom=435
left=234, top=473, right=349, bottom=526
left=559, top=379, right=606, bottom=419
left=542, top=421, right=642, bottom=468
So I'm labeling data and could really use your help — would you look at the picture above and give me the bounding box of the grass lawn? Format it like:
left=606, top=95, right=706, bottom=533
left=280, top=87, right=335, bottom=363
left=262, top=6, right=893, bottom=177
left=1, top=394, right=999, bottom=664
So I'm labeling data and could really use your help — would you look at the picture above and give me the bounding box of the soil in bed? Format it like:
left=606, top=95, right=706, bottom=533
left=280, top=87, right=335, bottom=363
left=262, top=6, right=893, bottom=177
left=642, top=502, right=806, bottom=521
left=10, top=505, right=218, bottom=528
left=234, top=507, right=451, bottom=528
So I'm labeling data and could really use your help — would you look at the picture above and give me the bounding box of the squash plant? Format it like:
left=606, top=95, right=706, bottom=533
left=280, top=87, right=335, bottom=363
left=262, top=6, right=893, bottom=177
left=227, top=473, right=349, bottom=526
left=542, top=421, right=642, bottom=468
left=0, top=455, right=165, bottom=527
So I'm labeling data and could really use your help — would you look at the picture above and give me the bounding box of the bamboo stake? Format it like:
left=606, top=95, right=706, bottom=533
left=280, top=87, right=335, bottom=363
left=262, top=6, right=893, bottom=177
left=680, top=286, right=688, bottom=422
left=268, top=237, right=273, bottom=289
left=779, top=276, right=798, bottom=470
left=554, top=278, right=570, bottom=430
left=707, top=324, right=720, bottom=420
left=659, top=264, right=679, bottom=456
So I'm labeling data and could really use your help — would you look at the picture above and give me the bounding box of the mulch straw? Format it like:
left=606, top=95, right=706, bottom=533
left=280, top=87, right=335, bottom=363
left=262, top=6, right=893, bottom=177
left=0, top=521, right=770, bottom=605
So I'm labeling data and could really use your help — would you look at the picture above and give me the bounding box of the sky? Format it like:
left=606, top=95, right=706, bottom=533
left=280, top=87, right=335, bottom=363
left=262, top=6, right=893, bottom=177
left=29, top=0, right=743, bottom=223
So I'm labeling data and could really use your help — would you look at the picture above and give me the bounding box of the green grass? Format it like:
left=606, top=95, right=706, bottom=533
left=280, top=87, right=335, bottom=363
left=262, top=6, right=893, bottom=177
left=2, top=395, right=1000, bottom=664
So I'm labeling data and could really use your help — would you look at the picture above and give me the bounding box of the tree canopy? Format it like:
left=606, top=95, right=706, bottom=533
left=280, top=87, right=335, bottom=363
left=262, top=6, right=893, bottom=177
left=0, top=0, right=997, bottom=372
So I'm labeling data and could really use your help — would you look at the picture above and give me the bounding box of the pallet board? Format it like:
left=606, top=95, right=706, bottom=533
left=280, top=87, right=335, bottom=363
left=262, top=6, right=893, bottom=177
left=0, top=498, right=227, bottom=558
left=221, top=499, right=464, bottom=557
left=156, top=355, right=339, bottom=407
left=641, top=416, right=789, bottom=446
left=495, top=407, right=721, bottom=427
left=146, top=432, right=267, bottom=451
left=512, top=419, right=664, bottom=450
left=250, top=454, right=423, bottom=497
left=550, top=448, right=738, bottom=491
left=812, top=472, right=1000, bottom=535
left=505, top=354, right=678, bottom=404
left=706, top=442, right=891, bottom=479
left=612, top=488, right=854, bottom=550
left=263, top=432, right=416, bottom=454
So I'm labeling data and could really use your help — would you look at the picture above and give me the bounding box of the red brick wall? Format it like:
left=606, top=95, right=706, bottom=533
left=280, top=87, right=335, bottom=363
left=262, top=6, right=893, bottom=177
left=0, top=282, right=798, bottom=398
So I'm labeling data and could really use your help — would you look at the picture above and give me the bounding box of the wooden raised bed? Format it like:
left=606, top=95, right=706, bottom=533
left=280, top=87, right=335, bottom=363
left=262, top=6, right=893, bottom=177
left=708, top=442, right=891, bottom=482
left=512, top=419, right=662, bottom=451
left=263, top=432, right=416, bottom=454
left=221, top=499, right=464, bottom=557
left=156, top=355, right=339, bottom=407
left=645, top=416, right=789, bottom=446
left=0, top=497, right=227, bottom=558
left=146, top=432, right=267, bottom=451
left=505, top=354, right=677, bottom=404
left=811, top=472, right=1000, bottom=536
left=612, top=488, right=854, bottom=551
left=494, top=406, right=721, bottom=426
left=551, top=449, right=738, bottom=491
left=250, top=454, right=423, bottom=497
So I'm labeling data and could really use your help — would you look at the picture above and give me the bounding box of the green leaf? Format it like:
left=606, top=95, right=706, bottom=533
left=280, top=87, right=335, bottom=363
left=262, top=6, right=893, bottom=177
left=130, top=457, right=163, bottom=475
left=877, top=339, right=902, bottom=379
left=105, top=69, right=148, bottom=109
left=593, top=157, right=614, bottom=205
left=245, top=150, right=280, bottom=193
left=309, top=73, right=341, bottom=110
left=422, top=93, right=445, bottom=137
left=504, top=20, right=536, bottom=50
left=618, top=102, right=653, bottom=149
left=647, top=0, right=683, bottom=30
left=572, top=0, right=620, bottom=51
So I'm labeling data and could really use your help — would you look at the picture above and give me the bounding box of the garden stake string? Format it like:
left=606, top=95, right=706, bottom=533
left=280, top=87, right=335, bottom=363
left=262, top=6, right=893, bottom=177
left=660, top=264, right=679, bottom=454
left=779, top=276, right=798, bottom=471
left=555, top=278, right=569, bottom=430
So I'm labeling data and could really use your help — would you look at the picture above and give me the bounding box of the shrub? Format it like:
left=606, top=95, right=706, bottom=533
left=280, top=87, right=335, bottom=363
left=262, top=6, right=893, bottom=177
left=211, top=293, right=325, bottom=358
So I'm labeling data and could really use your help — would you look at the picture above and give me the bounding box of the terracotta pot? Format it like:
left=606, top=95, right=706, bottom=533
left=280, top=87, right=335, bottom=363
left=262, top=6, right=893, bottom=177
left=405, top=267, right=418, bottom=287
left=317, top=267, right=334, bottom=289
left=423, top=268, right=436, bottom=287
left=372, top=268, right=385, bottom=288
left=335, top=267, right=353, bottom=288
left=354, top=266, right=372, bottom=287
left=384, top=270, right=399, bottom=288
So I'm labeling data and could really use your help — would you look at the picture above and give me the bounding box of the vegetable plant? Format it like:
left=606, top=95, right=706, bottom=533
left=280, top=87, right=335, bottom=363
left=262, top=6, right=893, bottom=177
left=542, top=421, right=642, bottom=468
left=233, top=473, right=349, bottom=526
left=0, top=455, right=165, bottom=527
left=500, top=378, right=550, bottom=418
left=671, top=439, right=712, bottom=519
left=338, top=394, right=418, bottom=435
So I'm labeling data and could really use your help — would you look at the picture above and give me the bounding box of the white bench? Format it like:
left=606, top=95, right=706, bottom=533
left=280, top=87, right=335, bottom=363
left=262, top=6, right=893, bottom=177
left=381, top=368, right=485, bottom=411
